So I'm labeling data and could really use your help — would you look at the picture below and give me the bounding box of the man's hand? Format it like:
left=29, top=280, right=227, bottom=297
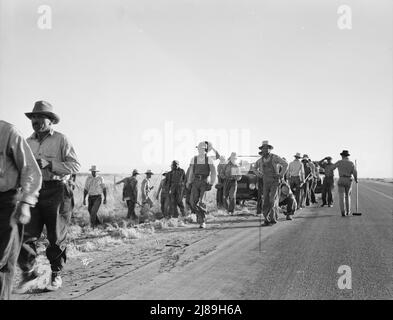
left=103, top=199, right=107, bottom=205
left=36, top=158, right=51, bottom=169
left=12, top=202, right=31, bottom=225
left=83, top=199, right=86, bottom=206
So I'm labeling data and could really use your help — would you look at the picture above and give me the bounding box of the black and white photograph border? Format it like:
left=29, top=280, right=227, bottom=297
left=0, top=0, right=392, bottom=307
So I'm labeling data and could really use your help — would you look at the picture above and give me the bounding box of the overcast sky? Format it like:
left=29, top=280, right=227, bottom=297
left=0, top=0, right=392, bottom=177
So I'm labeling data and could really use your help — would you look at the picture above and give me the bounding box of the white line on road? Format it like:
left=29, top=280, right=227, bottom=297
left=360, top=184, right=393, bottom=201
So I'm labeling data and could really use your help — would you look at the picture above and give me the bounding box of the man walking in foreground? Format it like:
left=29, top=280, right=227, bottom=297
left=332, top=150, right=358, bottom=216
left=318, top=156, right=335, bottom=207
left=223, top=152, right=242, bottom=215
left=18, top=101, right=80, bottom=292
left=116, top=169, right=139, bottom=223
left=286, top=152, right=305, bottom=210
left=187, top=141, right=217, bottom=228
left=0, top=120, right=42, bottom=300
left=256, top=141, right=288, bottom=226
left=83, top=165, right=107, bottom=228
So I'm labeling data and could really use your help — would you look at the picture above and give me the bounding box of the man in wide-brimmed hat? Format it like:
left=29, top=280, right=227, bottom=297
left=318, top=156, right=335, bottom=207
left=83, top=165, right=107, bottom=228
left=167, top=160, right=186, bottom=218
left=18, top=100, right=80, bottom=292
left=0, top=120, right=42, bottom=299
left=286, top=152, right=305, bottom=210
left=186, top=141, right=218, bottom=228
left=223, top=152, right=242, bottom=215
left=331, top=150, right=358, bottom=216
left=116, top=169, right=140, bottom=222
left=256, top=141, right=288, bottom=226
left=141, top=169, right=154, bottom=209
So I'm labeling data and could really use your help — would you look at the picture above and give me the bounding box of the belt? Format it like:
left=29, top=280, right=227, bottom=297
left=340, top=175, right=352, bottom=178
left=41, top=180, right=65, bottom=188
left=194, top=174, right=208, bottom=180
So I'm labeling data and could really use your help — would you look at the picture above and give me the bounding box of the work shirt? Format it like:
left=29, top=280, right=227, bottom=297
left=157, top=178, right=169, bottom=196
left=0, top=120, right=42, bottom=205
left=27, top=128, right=80, bottom=182
left=319, top=161, right=335, bottom=177
left=141, top=178, right=153, bottom=202
left=84, top=175, right=106, bottom=196
left=256, top=153, right=288, bottom=178
left=217, top=163, right=227, bottom=180
left=119, top=176, right=138, bottom=201
left=333, top=159, right=357, bottom=179
left=223, top=161, right=242, bottom=181
left=287, top=159, right=305, bottom=180
left=167, top=168, right=186, bottom=186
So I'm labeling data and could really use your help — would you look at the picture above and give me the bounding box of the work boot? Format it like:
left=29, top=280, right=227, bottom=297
left=328, top=204, right=333, bottom=208
left=199, top=222, right=206, bottom=229
left=46, top=272, right=62, bottom=291
left=286, top=215, right=293, bottom=221
left=341, top=212, right=346, bottom=217
left=262, top=220, right=270, bottom=226
left=320, top=204, right=326, bottom=207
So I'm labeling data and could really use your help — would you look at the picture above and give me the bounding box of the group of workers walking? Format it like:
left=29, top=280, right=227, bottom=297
left=0, top=100, right=358, bottom=300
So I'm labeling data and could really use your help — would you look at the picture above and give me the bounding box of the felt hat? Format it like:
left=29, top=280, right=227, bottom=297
left=132, top=169, right=140, bottom=175
left=145, top=169, right=154, bottom=175
left=302, top=154, right=309, bottom=160
left=258, top=140, right=273, bottom=150
left=25, top=101, right=60, bottom=124
left=294, top=152, right=301, bottom=158
left=340, top=150, right=350, bottom=157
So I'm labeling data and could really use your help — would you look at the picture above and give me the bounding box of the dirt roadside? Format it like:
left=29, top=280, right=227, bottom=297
left=14, top=210, right=260, bottom=300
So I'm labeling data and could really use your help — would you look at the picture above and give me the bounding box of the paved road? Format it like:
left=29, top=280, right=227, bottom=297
left=76, top=179, right=391, bottom=300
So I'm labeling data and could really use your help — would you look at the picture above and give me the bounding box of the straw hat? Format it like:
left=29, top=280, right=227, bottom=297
left=89, top=165, right=99, bottom=172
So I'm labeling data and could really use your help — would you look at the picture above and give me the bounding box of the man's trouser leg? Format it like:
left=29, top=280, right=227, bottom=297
left=18, top=183, right=70, bottom=274
left=345, top=183, right=352, bottom=214
left=257, top=178, right=263, bottom=214
left=337, top=178, right=352, bottom=215
left=0, top=190, right=19, bottom=300
left=88, top=195, right=102, bottom=228
left=262, top=178, right=279, bottom=222
left=223, top=180, right=229, bottom=212
left=321, top=179, right=328, bottom=205
left=160, top=194, right=168, bottom=217
left=326, top=177, right=334, bottom=205
left=228, top=181, right=237, bottom=214
left=289, top=176, right=301, bottom=209
left=126, top=200, right=138, bottom=221
left=338, top=185, right=346, bottom=215
left=190, top=180, right=207, bottom=225
left=310, top=178, right=317, bottom=203
left=301, top=182, right=309, bottom=207
left=174, top=185, right=185, bottom=216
